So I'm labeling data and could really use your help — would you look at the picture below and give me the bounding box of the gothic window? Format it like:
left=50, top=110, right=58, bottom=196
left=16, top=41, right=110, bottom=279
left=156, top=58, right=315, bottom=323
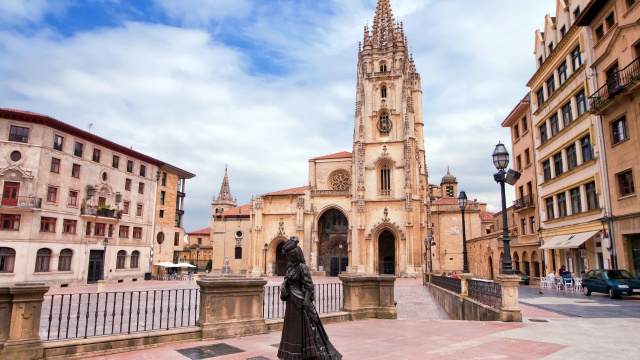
left=235, top=246, right=242, bottom=259
left=377, top=111, right=392, bottom=136
left=330, top=171, right=351, bottom=191
left=380, top=63, right=388, bottom=72
left=381, top=85, right=387, bottom=98
left=380, top=163, right=391, bottom=197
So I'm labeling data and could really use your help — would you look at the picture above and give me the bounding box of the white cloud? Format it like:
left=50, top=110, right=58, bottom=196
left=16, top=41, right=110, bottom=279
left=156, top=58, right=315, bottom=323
left=153, top=0, right=252, bottom=26
left=0, top=0, right=69, bottom=25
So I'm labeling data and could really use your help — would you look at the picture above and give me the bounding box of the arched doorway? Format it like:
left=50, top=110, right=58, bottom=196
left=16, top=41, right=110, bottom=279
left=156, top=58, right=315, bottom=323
left=275, top=242, right=287, bottom=276
left=317, top=208, right=349, bottom=276
left=488, top=256, right=494, bottom=280
left=378, top=230, right=395, bottom=275
left=513, top=252, right=520, bottom=272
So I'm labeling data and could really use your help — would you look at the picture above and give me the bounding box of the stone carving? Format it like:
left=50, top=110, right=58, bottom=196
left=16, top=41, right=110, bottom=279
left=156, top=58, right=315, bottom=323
left=382, top=207, right=390, bottom=222
left=450, top=226, right=460, bottom=235
left=297, top=196, right=304, bottom=209
left=276, top=216, right=286, bottom=237
left=357, top=200, right=365, bottom=213
left=330, top=171, right=351, bottom=191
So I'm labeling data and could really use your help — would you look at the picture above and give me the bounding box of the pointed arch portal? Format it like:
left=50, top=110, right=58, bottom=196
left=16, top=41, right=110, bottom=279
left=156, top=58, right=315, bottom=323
left=318, top=208, right=349, bottom=276
left=378, top=230, right=395, bottom=275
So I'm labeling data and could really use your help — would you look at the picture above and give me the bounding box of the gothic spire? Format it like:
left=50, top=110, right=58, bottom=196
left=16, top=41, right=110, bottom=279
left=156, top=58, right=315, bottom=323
left=217, top=165, right=233, bottom=202
left=371, top=0, right=396, bottom=48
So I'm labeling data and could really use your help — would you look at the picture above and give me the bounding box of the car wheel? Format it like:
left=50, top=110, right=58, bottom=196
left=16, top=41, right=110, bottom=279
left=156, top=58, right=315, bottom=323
left=583, top=286, right=591, bottom=296
left=608, top=287, right=619, bottom=299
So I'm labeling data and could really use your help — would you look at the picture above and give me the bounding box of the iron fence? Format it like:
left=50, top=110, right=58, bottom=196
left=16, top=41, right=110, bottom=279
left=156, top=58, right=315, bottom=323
left=263, top=283, right=343, bottom=320
left=589, top=56, right=640, bottom=111
left=41, top=289, right=199, bottom=341
left=430, top=275, right=461, bottom=294
left=467, top=279, right=502, bottom=309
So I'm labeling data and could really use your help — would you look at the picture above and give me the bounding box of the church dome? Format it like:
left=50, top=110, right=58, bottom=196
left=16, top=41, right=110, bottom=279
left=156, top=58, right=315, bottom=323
left=441, top=167, right=457, bottom=184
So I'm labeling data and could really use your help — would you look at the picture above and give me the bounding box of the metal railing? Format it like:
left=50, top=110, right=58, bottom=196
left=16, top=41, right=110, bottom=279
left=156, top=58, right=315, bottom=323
left=590, top=56, right=640, bottom=111
left=430, top=275, right=461, bottom=294
left=467, top=279, right=502, bottom=309
left=15, top=196, right=42, bottom=209
left=263, top=283, right=343, bottom=320
left=513, top=194, right=534, bottom=209
left=41, top=289, right=199, bottom=341
left=81, top=207, right=121, bottom=219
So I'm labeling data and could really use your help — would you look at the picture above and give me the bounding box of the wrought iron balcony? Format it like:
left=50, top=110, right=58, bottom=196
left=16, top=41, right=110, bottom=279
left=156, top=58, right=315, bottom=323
left=513, top=194, right=534, bottom=210
left=81, top=206, right=122, bottom=219
left=589, top=56, right=640, bottom=113
left=0, top=196, right=42, bottom=209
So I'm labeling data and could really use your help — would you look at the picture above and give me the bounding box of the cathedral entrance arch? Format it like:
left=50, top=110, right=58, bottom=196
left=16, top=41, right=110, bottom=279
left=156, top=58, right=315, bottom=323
left=378, top=230, right=395, bottom=275
left=275, top=242, right=287, bottom=276
left=317, top=208, right=349, bottom=277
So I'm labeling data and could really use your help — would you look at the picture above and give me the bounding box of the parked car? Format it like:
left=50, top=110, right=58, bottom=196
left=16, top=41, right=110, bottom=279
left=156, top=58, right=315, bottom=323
left=514, top=270, right=530, bottom=285
left=582, top=269, right=640, bottom=299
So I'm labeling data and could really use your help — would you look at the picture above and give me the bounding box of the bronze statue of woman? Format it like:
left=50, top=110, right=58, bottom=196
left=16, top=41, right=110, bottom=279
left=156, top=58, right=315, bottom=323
left=277, top=236, right=342, bottom=360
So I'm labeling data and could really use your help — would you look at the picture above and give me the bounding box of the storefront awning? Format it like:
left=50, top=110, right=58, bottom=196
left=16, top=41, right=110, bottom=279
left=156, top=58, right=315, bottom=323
left=540, top=231, right=599, bottom=250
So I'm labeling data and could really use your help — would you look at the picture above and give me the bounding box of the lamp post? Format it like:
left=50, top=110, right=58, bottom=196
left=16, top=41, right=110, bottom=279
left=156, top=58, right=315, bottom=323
left=102, top=237, right=108, bottom=280
left=424, top=232, right=435, bottom=273
left=263, top=243, right=268, bottom=275
left=458, top=190, right=469, bottom=273
left=195, top=245, right=200, bottom=273
left=492, top=142, right=520, bottom=275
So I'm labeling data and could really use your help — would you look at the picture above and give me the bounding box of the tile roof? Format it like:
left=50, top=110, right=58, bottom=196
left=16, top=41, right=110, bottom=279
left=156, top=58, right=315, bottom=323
left=264, top=186, right=309, bottom=196
left=221, top=204, right=251, bottom=216
left=312, top=151, right=352, bottom=160
left=187, top=227, right=210, bottom=235
left=479, top=211, right=495, bottom=221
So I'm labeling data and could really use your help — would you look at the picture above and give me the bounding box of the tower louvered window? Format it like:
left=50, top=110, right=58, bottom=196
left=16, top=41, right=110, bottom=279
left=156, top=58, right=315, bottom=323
left=380, top=163, right=391, bottom=196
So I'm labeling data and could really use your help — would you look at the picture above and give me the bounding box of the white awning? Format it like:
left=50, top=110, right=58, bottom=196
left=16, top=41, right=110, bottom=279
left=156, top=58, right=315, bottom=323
left=154, top=262, right=179, bottom=267
left=540, top=231, right=599, bottom=250
left=176, top=262, right=196, bottom=268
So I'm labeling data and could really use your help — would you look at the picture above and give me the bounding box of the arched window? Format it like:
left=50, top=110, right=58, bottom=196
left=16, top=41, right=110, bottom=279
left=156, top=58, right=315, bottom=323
left=235, top=246, right=242, bottom=260
left=58, top=249, right=73, bottom=271
left=381, top=85, right=387, bottom=98
left=35, top=248, right=51, bottom=272
left=0, top=247, right=16, bottom=273
left=116, top=250, right=127, bottom=269
left=130, top=251, right=139, bottom=268
left=380, top=163, right=391, bottom=196
left=377, top=111, right=392, bottom=136
left=379, top=63, right=387, bottom=72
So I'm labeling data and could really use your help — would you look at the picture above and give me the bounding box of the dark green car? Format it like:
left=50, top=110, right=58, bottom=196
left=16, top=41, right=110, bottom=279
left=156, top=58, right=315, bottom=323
left=582, top=269, right=640, bottom=299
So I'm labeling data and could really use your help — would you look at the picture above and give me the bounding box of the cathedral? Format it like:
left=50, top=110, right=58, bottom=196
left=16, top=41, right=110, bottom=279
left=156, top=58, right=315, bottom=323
left=196, top=0, right=434, bottom=278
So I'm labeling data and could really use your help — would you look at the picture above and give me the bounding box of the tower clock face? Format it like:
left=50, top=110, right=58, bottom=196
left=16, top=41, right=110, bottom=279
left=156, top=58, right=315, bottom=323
left=377, top=117, right=392, bottom=134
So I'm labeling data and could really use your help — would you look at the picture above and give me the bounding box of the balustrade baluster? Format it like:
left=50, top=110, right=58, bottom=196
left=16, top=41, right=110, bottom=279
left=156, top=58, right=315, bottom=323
left=94, top=293, right=100, bottom=336
left=75, top=294, right=82, bottom=338
left=46, top=295, right=54, bottom=341
left=84, top=293, right=91, bottom=338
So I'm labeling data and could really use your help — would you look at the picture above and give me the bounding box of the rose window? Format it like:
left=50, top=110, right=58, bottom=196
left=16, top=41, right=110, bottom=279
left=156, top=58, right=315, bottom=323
left=330, top=172, right=351, bottom=191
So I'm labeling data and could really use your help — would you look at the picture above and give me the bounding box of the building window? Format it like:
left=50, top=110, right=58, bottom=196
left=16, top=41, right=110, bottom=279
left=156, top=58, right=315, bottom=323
left=95, top=223, right=106, bottom=236
left=516, top=155, right=522, bottom=171
left=536, top=88, right=544, bottom=106
left=116, top=250, right=126, bottom=269
left=235, top=246, right=242, bottom=259
left=574, top=6, right=581, bottom=21
left=86, top=222, right=92, bottom=236
left=381, top=85, right=387, bottom=98
left=553, top=153, right=563, bottom=176
left=92, top=148, right=101, bottom=162
left=10, top=151, right=21, bottom=162
left=112, top=155, right=120, bottom=168
left=0, top=214, right=20, bottom=230
left=522, top=116, right=528, bottom=132
left=160, top=191, right=165, bottom=205
left=125, top=178, right=132, bottom=191
left=58, top=249, right=72, bottom=271
left=74, top=142, right=83, bottom=157
left=63, top=219, right=77, bottom=234
left=119, top=226, right=129, bottom=238
left=586, top=182, right=599, bottom=210
left=72, top=164, right=80, bottom=178
left=538, top=56, right=543, bottom=67
left=50, top=158, right=60, bottom=173
left=0, top=248, right=16, bottom=272
left=9, top=126, right=29, bottom=142
left=174, top=232, right=180, bottom=246
left=35, top=249, right=51, bottom=272
left=548, top=42, right=554, bottom=54
left=546, top=198, right=555, bottom=220
left=540, top=123, right=548, bottom=144
left=566, top=144, right=577, bottom=170
left=595, top=24, right=604, bottom=41
left=581, top=135, right=593, bottom=162
left=550, top=114, right=559, bottom=136
left=175, top=214, right=182, bottom=228
left=127, top=160, right=133, bottom=173
left=557, top=193, right=567, bottom=218
left=560, top=26, right=567, bottom=38
left=378, top=112, right=391, bottom=136
left=521, top=219, right=527, bottom=235
left=576, top=90, right=588, bottom=116
left=543, top=160, right=552, bottom=181
left=159, top=210, right=164, bottom=218
left=570, top=187, right=582, bottom=214
left=612, top=116, right=628, bottom=145
left=133, top=227, right=142, bottom=239
left=136, top=204, right=143, bottom=217
left=198, top=238, right=202, bottom=245
left=123, top=201, right=130, bottom=215
left=627, top=0, right=637, bottom=9
left=530, top=216, right=536, bottom=234
left=525, top=149, right=531, bottom=166
left=53, top=135, right=64, bottom=151
left=130, top=251, right=139, bottom=268
left=546, top=75, right=555, bottom=96
left=380, top=163, right=391, bottom=196
left=161, top=172, right=167, bottom=186
left=617, top=170, right=635, bottom=196
left=605, top=12, right=615, bottom=29
left=514, top=125, right=520, bottom=139
left=47, top=187, right=58, bottom=203
left=571, top=46, right=583, bottom=71
left=140, top=165, right=146, bottom=177
left=138, top=182, right=144, bottom=194
left=558, top=61, right=568, bottom=85
left=562, top=102, right=573, bottom=127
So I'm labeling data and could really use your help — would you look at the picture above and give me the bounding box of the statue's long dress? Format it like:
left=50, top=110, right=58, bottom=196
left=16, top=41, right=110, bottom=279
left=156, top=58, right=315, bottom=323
left=277, top=262, right=342, bottom=360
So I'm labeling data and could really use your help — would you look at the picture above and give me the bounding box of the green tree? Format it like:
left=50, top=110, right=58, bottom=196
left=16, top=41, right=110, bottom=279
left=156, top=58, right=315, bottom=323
left=206, top=259, right=213, bottom=272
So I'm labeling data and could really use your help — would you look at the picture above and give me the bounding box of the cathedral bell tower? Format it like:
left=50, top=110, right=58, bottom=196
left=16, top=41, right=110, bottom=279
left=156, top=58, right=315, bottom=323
left=211, top=166, right=237, bottom=216
left=351, top=0, right=429, bottom=277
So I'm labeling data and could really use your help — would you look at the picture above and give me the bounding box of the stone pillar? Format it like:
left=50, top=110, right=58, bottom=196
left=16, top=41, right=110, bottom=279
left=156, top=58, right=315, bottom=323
left=197, top=275, right=268, bottom=340
left=0, top=287, right=12, bottom=351
left=497, top=274, right=522, bottom=322
left=459, top=273, right=474, bottom=297
left=1, top=282, right=49, bottom=360
left=339, top=275, right=397, bottom=320
left=97, top=280, right=106, bottom=293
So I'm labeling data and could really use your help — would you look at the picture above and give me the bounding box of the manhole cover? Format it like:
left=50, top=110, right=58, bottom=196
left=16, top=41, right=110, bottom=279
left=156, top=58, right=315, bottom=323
left=529, top=319, right=549, bottom=322
left=177, top=343, right=245, bottom=359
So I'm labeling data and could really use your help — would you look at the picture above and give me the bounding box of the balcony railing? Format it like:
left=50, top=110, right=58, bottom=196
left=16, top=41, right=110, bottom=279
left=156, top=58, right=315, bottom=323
left=590, top=56, right=640, bottom=111
left=1, top=196, right=42, bottom=209
left=312, top=189, right=350, bottom=196
left=513, top=194, right=534, bottom=210
left=81, top=207, right=122, bottom=219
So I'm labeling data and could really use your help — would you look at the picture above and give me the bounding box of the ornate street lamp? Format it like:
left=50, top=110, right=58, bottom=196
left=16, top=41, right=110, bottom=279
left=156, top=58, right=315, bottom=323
left=263, top=243, right=269, bottom=275
left=424, top=232, right=435, bottom=273
left=195, top=245, right=200, bottom=273
left=102, top=237, right=109, bottom=281
left=458, top=190, right=469, bottom=273
left=492, top=142, right=520, bottom=275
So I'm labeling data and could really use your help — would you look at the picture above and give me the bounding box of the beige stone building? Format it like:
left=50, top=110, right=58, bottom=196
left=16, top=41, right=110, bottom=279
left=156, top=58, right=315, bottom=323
left=576, top=0, right=640, bottom=275
left=0, top=108, right=192, bottom=286
left=528, top=0, right=611, bottom=276
left=467, top=208, right=517, bottom=281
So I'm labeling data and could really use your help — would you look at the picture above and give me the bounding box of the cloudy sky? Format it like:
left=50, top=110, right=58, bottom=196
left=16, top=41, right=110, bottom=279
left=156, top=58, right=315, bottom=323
left=1, top=0, right=554, bottom=231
